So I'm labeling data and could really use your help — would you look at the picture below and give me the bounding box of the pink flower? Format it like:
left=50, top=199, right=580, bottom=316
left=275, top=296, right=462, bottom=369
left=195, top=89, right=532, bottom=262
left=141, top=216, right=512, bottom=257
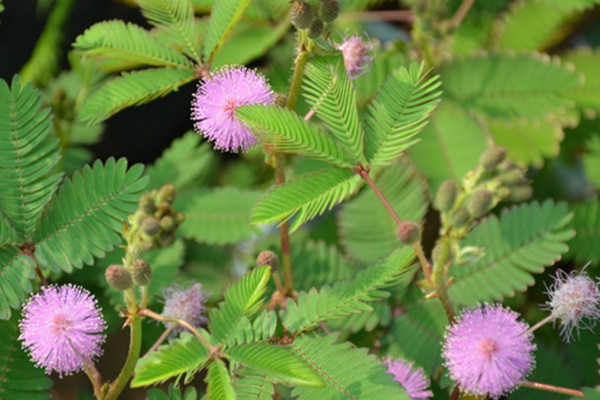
left=191, top=66, right=275, bottom=152
left=443, top=304, right=535, bottom=399
left=545, top=269, right=600, bottom=342
left=161, top=282, right=208, bottom=334
left=384, top=358, right=433, bottom=399
left=19, top=285, right=106, bottom=377
left=336, top=35, right=374, bottom=80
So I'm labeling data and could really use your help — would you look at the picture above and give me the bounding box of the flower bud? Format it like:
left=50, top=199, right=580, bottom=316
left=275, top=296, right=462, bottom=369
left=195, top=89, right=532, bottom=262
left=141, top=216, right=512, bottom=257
left=105, top=264, right=132, bottom=291
left=307, top=17, right=324, bottom=39
left=141, top=216, right=160, bottom=236
left=131, top=258, right=152, bottom=286
left=432, top=242, right=453, bottom=266
left=499, top=168, right=527, bottom=185
left=160, top=215, right=176, bottom=232
left=396, top=221, right=421, bottom=245
left=467, top=190, right=493, bottom=219
left=174, top=211, right=185, bottom=224
left=158, top=232, right=175, bottom=247
left=157, top=183, right=176, bottom=205
left=290, top=1, right=314, bottom=30
left=510, top=185, right=532, bottom=202
left=319, top=0, right=339, bottom=22
left=257, top=250, right=280, bottom=270
left=479, top=146, right=506, bottom=171
left=451, top=207, right=470, bottom=228
left=435, top=180, right=457, bottom=212
left=138, top=193, right=156, bottom=215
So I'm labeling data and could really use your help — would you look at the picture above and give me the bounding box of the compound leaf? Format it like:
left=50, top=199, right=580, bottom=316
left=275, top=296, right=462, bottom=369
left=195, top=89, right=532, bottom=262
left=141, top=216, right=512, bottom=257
left=203, top=0, right=252, bottom=62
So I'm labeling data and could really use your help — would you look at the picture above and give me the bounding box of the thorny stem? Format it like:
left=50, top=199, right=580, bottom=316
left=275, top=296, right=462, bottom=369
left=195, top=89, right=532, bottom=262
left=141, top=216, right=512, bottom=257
left=450, top=0, right=476, bottom=29
left=103, top=315, right=142, bottom=400
left=518, top=381, right=585, bottom=398
left=526, top=314, right=555, bottom=335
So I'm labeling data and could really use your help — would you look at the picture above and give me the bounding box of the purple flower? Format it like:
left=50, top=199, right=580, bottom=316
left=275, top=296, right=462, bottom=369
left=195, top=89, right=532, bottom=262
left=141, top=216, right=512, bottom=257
left=161, top=282, right=208, bottom=334
left=545, top=269, right=600, bottom=342
left=19, top=284, right=106, bottom=377
left=336, top=35, right=374, bottom=80
left=442, top=304, right=535, bottom=399
left=191, top=65, right=275, bottom=153
left=384, top=358, right=433, bottom=400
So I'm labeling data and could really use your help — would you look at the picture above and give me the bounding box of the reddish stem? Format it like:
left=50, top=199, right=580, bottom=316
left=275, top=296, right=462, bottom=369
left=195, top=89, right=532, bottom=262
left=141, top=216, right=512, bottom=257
left=518, top=381, right=585, bottom=397
left=356, top=168, right=402, bottom=225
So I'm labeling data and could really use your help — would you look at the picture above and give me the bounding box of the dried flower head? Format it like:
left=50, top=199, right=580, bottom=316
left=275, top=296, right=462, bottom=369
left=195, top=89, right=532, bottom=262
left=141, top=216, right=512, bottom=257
left=384, top=358, right=433, bottom=400
left=336, top=35, right=374, bottom=80
left=19, top=284, right=106, bottom=377
left=161, top=282, right=209, bottom=334
left=443, top=304, right=535, bottom=399
left=545, top=268, right=600, bottom=342
left=191, top=66, right=275, bottom=153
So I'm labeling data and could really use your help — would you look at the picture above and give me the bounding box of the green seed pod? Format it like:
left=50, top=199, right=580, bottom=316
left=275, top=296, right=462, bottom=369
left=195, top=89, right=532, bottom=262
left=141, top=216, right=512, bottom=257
left=160, top=215, right=176, bottom=232
left=307, top=17, right=324, bottom=39
left=396, top=221, right=421, bottom=245
left=131, top=258, right=152, bottom=286
left=138, top=193, right=156, bottom=215
left=319, top=0, right=339, bottom=22
left=105, top=264, right=133, bottom=291
left=157, top=183, right=176, bottom=205
left=451, top=207, right=470, bottom=228
left=290, top=0, right=314, bottom=29
left=510, top=185, right=533, bottom=202
left=257, top=250, right=280, bottom=270
left=480, top=146, right=506, bottom=171
left=467, top=190, right=493, bottom=219
left=141, top=216, right=160, bottom=236
left=435, top=180, right=457, bottom=212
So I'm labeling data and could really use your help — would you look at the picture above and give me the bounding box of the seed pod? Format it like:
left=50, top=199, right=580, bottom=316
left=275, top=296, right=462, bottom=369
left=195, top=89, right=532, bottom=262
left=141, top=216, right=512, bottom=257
left=106, top=264, right=133, bottom=291
left=290, top=1, right=314, bottom=30
left=131, top=258, right=152, bottom=286
left=467, top=190, right=493, bottom=219
left=396, top=221, right=421, bottom=245
left=435, top=180, right=457, bottom=212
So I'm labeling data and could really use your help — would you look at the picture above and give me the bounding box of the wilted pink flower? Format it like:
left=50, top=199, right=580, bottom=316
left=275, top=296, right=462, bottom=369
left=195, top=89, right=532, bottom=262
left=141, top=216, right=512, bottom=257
left=191, top=66, right=275, bottom=152
left=19, top=285, right=106, bottom=377
left=336, top=35, right=374, bottom=79
left=161, top=282, right=208, bottom=334
left=384, top=358, right=433, bottom=399
left=443, top=304, right=535, bottom=399
left=545, top=269, right=600, bottom=342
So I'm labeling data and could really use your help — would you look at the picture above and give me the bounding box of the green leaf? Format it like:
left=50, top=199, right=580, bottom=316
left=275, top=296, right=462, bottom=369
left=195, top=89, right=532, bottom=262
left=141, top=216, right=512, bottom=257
left=303, top=58, right=366, bottom=162
left=289, top=334, right=410, bottom=399
left=584, top=134, right=600, bottom=187
left=338, top=158, right=429, bottom=263
left=80, top=68, right=195, bottom=124
left=74, top=20, right=193, bottom=69
left=0, top=313, right=52, bottom=399
left=353, top=49, right=408, bottom=107
left=228, top=309, right=277, bottom=346
left=138, top=0, right=201, bottom=63
left=208, top=265, right=271, bottom=346
left=175, top=188, right=262, bottom=245
left=566, top=200, right=600, bottom=263
left=203, top=0, right=252, bottom=62
left=0, top=75, right=63, bottom=240
left=563, top=48, right=600, bottom=116
left=34, top=158, right=148, bottom=273
left=232, top=368, right=274, bottom=400
left=364, top=62, right=441, bottom=167
left=449, top=200, right=575, bottom=306
left=291, top=240, right=355, bottom=291
left=441, top=52, right=582, bottom=121
left=0, top=248, right=35, bottom=320
left=132, top=332, right=210, bottom=387
left=251, top=167, right=362, bottom=233
left=281, top=247, right=415, bottom=333
left=237, top=105, right=355, bottom=167
left=227, top=343, right=324, bottom=387
left=407, top=101, right=487, bottom=192
left=206, top=359, right=236, bottom=400
left=147, top=385, right=199, bottom=400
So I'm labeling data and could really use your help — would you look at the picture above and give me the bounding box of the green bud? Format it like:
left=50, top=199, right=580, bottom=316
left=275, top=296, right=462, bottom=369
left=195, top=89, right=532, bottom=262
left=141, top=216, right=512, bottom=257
left=257, top=250, right=280, bottom=270
left=174, top=211, right=185, bottom=224
left=319, top=0, right=339, bottom=22
left=480, top=146, right=506, bottom=171
left=131, top=258, right=152, bottom=286
left=307, top=17, right=324, bottom=39
left=157, top=183, right=176, bottom=205
left=158, top=232, right=175, bottom=247
left=432, top=242, right=453, bottom=266
left=290, top=1, right=314, bottom=29
left=510, top=185, right=533, bottom=202
left=451, top=207, right=470, bottom=228
left=499, top=168, right=527, bottom=185
left=139, top=193, right=156, bottom=215
left=435, top=180, right=457, bottom=212
left=159, top=215, right=176, bottom=232
left=141, top=216, right=160, bottom=236
left=467, top=190, right=493, bottom=219
left=105, top=264, right=133, bottom=291
left=396, top=221, right=421, bottom=245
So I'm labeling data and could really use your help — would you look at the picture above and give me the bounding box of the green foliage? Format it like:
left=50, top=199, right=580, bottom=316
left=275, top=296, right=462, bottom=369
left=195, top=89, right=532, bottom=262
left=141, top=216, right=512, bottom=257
left=206, top=359, right=236, bottom=400
left=291, top=240, right=354, bottom=291
left=281, top=247, right=415, bottom=333
left=566, top=200, right=600, bottom=263
left=34, top=158, right=148, bottom=273
left=251, top=167, right=363, bottom=233
left=353, top=49, right=408, bottom=107
left=226, top=342, right=324, bottom=387
left=147, top=385, right=199, bottom=400
left=0, top=250, right=36, bottom=319
left=203, top=0, right=252, bottom=62
left=584, top=134, right=600, bottom=187
left=228, top=309, right=277, bottom=346
left=132, top=332, right=210, bottom=387
left=232, top=368, right=274, bottom=400
left=364, top=62, right=441, bottom=167
left=288, top=334, right=410, bottom=399
left=563, top=48, right=600, bottom=115
left=448, top=200, right=574, bottom=306
left=0, top=314, right=52, bottom=400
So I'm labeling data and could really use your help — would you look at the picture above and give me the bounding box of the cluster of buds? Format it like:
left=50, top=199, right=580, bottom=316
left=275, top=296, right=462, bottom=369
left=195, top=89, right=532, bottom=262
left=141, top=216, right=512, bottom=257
left=290, top=0, right=339, bottom=39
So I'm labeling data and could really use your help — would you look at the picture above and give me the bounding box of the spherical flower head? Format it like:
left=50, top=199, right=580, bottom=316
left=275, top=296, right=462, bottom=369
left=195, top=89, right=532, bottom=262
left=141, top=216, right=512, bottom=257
left=442, top=304, right=535, bottom=399
left=383, top=358, right=433, bottom=399
left=19, top=284, right=106, bottom=377
left=161, top=282, right=208, bottom=334
left=545, top=269, right=600, bottom=342
left=336, top=35, right=374, bottom=80
left=191, top=66, right=275, bottom=153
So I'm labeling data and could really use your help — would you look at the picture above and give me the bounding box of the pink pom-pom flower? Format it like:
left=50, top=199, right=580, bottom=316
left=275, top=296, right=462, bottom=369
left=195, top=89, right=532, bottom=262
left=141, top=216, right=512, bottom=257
left=384, top=358, right=433, bottom=399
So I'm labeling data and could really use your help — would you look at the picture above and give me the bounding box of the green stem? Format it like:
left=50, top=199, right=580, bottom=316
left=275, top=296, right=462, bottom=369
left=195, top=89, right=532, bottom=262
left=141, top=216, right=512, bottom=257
left=286, top=48, right=310, bottom=111
left=432, top=240, right=456, bottom=323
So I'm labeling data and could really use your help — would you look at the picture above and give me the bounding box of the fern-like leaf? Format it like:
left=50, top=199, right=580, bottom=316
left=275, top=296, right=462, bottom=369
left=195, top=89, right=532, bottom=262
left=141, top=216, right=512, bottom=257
left=251, top=167, right=362, bottom=233
left=132, top=332, right=210, bottom=387
left=34, top=158, right=148, bottom=273
left=227, top=343, right=324, bottom=387
left=0, top=75, right=63, bottom=240
left=138, top=0, right=201, bottom=63
left=281, top=247, right=415, bottom=333
left=291, top=240, right=354, bottom=291
left=229, top=310, right=278, bottom=346
left=208, top=265, right=271, bottom=346
left=0, top=248, right=35, bottom=320
left=364, top=62, right=441, bottom=166
left=237, top=105, right=355, bottom=167
left=566, top=200, right=600, bottom=263
left=206, top=359, right=236, bottom=400
left=563, top=48, right=600, bottom=115
left=203, top=0, right=252, bottom=62
left=303, top=58, right=366, bottom=163
left=147, top=385, right=198, bottom=400
left=80, top=68, right=195, bottom=124
left=233, top=368, right=275, bottom=400
left=449, top=200, right=575, bottom=305
left=289, top=334, right=410, bottom=399
left=73, top=20, right=194, bottom=69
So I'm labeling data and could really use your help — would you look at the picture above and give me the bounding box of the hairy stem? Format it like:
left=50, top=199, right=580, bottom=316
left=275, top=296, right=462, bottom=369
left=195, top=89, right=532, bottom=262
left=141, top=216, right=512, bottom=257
left=518, top=381, right=585, bottom=397
left=432, top=240, right=456, bottom=323
left=103, top=315, right=142, bottom=400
